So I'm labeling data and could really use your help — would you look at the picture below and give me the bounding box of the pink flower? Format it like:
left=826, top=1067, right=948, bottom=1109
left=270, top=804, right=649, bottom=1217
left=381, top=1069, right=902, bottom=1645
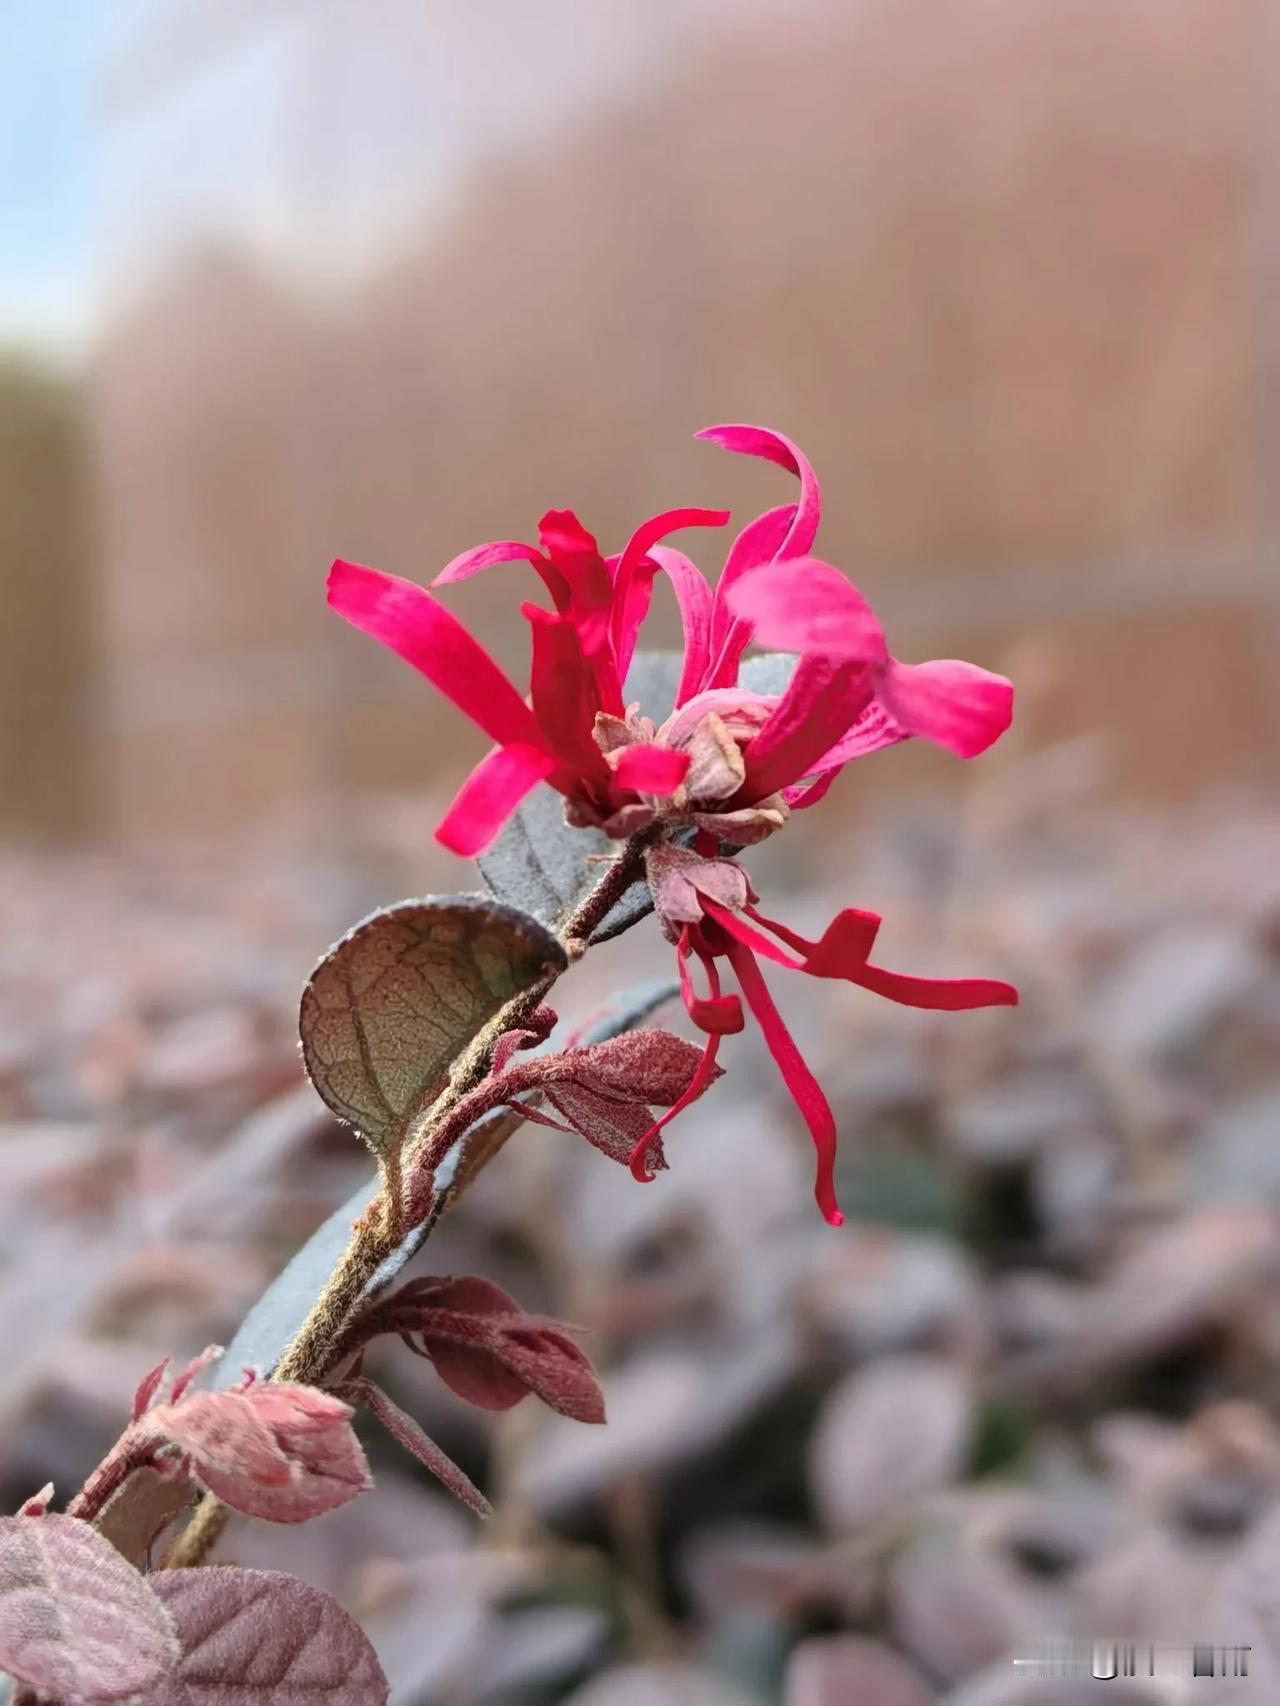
left=328, top=424, right=1017, bottom=1223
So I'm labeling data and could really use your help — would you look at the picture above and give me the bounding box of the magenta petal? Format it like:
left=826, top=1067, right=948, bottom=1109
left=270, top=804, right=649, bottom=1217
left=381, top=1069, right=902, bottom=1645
left=705, top=503, right=795, bottom=688
left=435, top=743, right=557, bottom=856
left=726, top=558, right=886, bottom=661
left=328, top=560, right=546, bottom=751
left=801, top=699, right=909, bottom=777
left=611, top=508, right=729, bottom=684
left=740, top=656, right=877, bottom=801
left=696, top=424, right=822, bottom=560
left=855, top=962, right=1020, bottom=1011
left=721, top=934, right=843, bottom=1227
left=438, top=539, right=570, bottom=612
left=878, top=658, right=1014, bottom=758
left=612, top=743, right=691, bottom=795
left=645, top=547, right=715, bottom=706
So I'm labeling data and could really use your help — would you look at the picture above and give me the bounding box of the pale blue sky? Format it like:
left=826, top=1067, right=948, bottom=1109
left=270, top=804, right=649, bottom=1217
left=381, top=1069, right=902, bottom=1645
left=0, top=2, right=99, bottom=350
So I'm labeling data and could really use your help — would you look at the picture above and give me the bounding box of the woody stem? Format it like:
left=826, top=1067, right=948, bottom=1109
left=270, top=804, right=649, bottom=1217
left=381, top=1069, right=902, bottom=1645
left=160, top=829, right=654, bottom=1570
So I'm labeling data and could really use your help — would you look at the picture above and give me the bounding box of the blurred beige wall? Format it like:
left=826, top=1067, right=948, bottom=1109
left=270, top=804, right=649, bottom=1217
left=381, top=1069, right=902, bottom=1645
left=81, top=0, right=1280, bottom=845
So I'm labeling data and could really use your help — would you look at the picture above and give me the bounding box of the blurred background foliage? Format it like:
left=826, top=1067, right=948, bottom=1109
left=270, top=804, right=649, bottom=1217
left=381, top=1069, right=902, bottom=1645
left=3, top=3, right=1280, bottom=1702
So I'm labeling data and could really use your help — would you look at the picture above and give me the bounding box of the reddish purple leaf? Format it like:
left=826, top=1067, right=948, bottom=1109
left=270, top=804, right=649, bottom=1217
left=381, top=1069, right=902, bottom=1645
left=150, top=1383, right=371, bottom=1523
left=541, top=1083, right=669, bottom=1173
left=0, top=1513, right=178, bottom=1701
left=147, top=1568, right=388, bottom=1703
left=375, top=1276, right=606, bottom=1423
left=543, top=1030, right=714, bottom=1107
left=338, top=1377, right=490, bottom=1517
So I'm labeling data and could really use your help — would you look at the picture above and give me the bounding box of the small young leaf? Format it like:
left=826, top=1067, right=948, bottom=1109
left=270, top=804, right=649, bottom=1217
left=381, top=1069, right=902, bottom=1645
left=150, top=1384, right=372, bottom=1523
left=299, top=893, right=565, bottom=1154
left=148, top=1567, right=388, bottom=1703
left=0, top=1513, right=178, bottom=1701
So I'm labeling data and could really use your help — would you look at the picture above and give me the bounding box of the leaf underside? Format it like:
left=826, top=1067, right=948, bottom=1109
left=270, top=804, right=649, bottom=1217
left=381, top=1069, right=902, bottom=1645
left=298, top=893, right=565, bottom=1154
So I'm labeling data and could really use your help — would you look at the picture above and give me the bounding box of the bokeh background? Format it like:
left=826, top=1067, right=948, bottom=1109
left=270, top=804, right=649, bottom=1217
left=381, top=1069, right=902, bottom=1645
left=4, top=3, right=1280, bottom=1702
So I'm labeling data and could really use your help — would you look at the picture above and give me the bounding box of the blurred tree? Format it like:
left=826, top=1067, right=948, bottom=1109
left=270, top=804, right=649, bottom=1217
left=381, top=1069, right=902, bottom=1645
left=0, top=356, right=96, bottom=837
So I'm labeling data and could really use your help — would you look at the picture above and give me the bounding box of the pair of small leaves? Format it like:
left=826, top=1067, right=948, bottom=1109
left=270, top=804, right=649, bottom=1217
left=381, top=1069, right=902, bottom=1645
left=0, top=1515, right=387, bottom=1704
left=478, top=649, right=796, bottom=940
left=364, top=1274, right=606, bottom=1425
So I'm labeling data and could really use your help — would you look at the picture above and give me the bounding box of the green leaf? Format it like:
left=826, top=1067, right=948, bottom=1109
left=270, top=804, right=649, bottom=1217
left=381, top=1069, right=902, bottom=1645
left=477, top=650, right=796, bottom=943
left=299, top=893, right=565, bottom=1156
left=206, top=980, right=679, bottom=1392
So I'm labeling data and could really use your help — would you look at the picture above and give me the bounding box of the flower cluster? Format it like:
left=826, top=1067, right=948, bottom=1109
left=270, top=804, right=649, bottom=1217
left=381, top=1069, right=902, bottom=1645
left=329, top=425, right=1017, bottom=1224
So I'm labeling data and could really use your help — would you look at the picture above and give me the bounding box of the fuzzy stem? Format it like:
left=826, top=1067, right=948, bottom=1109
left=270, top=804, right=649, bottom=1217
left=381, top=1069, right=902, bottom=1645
left=161, top=831, right=652, bottom=1570
left=65, top=1430, right=163, bottom=1525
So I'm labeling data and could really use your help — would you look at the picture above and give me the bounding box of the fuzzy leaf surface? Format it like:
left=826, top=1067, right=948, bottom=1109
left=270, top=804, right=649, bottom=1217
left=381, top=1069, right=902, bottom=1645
left=299, top=893, right=565, bottom=1154
left=0, top=1513, right=178, bottom=1701
left=393, top=1275, right=605, bottom=1422
left=146, top=1568, right=387, bottom=1703
left=149, top=1384, right=371, bottom=1523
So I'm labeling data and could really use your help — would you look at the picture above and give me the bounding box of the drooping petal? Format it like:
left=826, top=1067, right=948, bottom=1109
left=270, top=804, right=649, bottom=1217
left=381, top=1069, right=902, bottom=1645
left=611, top=743, right=691, bottom=795
left=646, top=547, right=715, bottom=705
left=625, top=1028, right=723, bottom=1183
left=433, top=539, right=569, bottom=612
left=719, top=932, right=843, bottom=1227
left=435, top=743, right=557, bottom=856
left=726, top=557, right=886, bottom=661
left=677, top=927, right=744, bottom=1034
left=696, top=424, right=822, bottom=560
left=328, top=560, right=546, bottom=750
left=705, top=503, right=795, bottom=688
left=746, top=904, right=1020, bottom=1012
left=780, top=768, right=843, bottom=810
left=878, top=657, right=1014, bottom=758
left=610, top=511, right=728, bottom=685
left=739, top=656, right=877, bottom=801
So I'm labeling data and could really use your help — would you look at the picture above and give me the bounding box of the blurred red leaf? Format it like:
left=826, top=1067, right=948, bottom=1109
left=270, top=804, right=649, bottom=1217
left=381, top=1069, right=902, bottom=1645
left=150, top=1383, right=371, bottom=1523
left=0, top=1513, right=177, bottom=1701
left=147, top=1567, right=387, bottom=1703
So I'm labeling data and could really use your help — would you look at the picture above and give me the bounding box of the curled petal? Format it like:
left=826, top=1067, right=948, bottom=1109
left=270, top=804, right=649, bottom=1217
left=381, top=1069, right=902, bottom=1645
left=613, top=507, right=728, bottom=667
left=879, top=657, right=1014, bottom=758
left=696, top=423, right=822, bottom=560
left=677, top=928, right=744, bottom=1034
left=647, top=547, right=715, bottom=706
left=705, top=503, right=795, bottom=688
left=434, top=539, right=569, bottom=612
left=436, top=743, right=557, bottom=856
left=328, top=560, right=545, bottom=750
left=626, top=1029, right=724, bottom=1183
left=726, top=557, right=886, bottom=661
